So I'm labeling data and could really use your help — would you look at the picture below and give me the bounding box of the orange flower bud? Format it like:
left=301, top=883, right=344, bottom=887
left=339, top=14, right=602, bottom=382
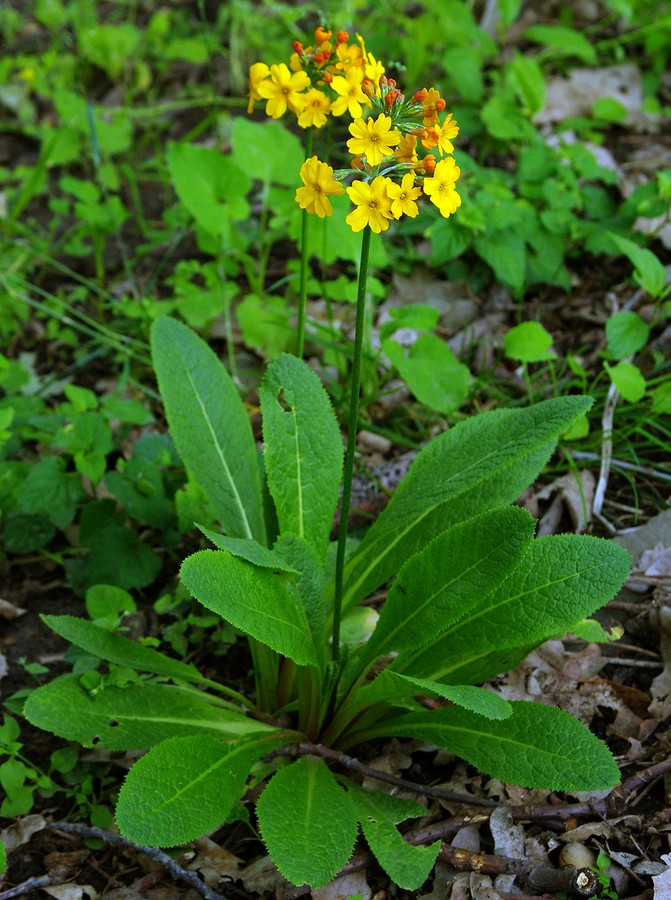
left=292, top=41, right=304, bottom=54
left=315, top=26, right=332, bottom=44
left=413, top=88, right=427, bottom=103
left=323, top=72, right=333, bottom=84
left=436, top=98, right=446, bottom=112
left=351, top=155, right=365, bottom=170
left=387, top=78, right=396, bottom=88
left=423, top=154, right=436, bottom=174
left=336, top=29, right=349, bottom=43
left=361, top=79, right=375, bottom=97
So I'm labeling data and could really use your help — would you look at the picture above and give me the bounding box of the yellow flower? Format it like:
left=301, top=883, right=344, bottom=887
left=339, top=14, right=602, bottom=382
left=335, top=41, right=363, bottom=71
left=295, top=156, right=344, bottom=218
left=355, top=34, right=385, bottom=90
left=420, top=87, right=446, bottom=126
left=330, top=68, right=369, bottom=118
left=257, top=63, right=310, bottom=118
left=422, top=157, right=462, bottom=218
left=247, top=62, right=270, bottom=113
left=297, top=89, right=332, bottom=128
left=347, top=114, right=400, bottom=167
left=396, top=133, right=419, bottom=167
left=437, top=113, right=459, bottom=155
left=345, top=177, right=394, bottom=233
left=386, top=172, right=422, bottom=219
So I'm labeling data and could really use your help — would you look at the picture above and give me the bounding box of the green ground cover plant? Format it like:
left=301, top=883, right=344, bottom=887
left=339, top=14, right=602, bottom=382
left=1, top=1, right=670, bottom=894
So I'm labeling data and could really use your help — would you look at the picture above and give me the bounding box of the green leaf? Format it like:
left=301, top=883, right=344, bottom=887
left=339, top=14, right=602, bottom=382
left=347, top=670, right=511, bottom=722
left=509, top=52, right=546, bottom=115
left=85, top=584, right=136, bottom=620
left=236, top=293, right=293, bottom=359
left=197, top=528, right=298, bottom=573
left=0, top=840, right=5, bottom=876
left=166, top=142, right=250, bottom=234
left=592, top=96, right=628, bottom=123
left=503, top=322, right=557, bottom=363
left=41, top=615, right=207, bottom=684
left=605, top=311, right=650, bottom=360
left=275, top=535, right=328, bottom=655
left=342, top=396, right=592, bottom=610
left=231, top=118, right=303, bottom=188
left=116, top=732, right=291, bottom=846
left=609, top=233, right=667, bottom=298
left=382, top=333, right=471, bottom=415
left=366, top=507, right=536, bottom=659
left=256, top=757, right=358, bottom=889
left=151, top=317, right=266, bottom=542
left=260, top=354, right=343, bottom=559
left=180, top=550, right=317, bottom=666
left=474, top=230, right=527, bottom=295
left=348, top=785, right=439, bottom=890
left=604, top=361, right=646, bottom=403
left=522, top=24, right=597, bottom=64
left=363, top=702, right=620, bottom=791
left=24, top=675, right=271, bottom=749
left=397, top=534, right=631, bottom=685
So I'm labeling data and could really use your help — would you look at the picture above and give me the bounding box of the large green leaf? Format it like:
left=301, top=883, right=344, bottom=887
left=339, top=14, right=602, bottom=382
left=348, top=785, right=439, bottom=890
left=151, top=317, right=265, bottom=542
left=365, top=507, right=536, bottom=660
left=357, top=702, right=620, bottom=791
left=116, top=732, right=292, bottom=846
left=166, top=141, right=251, bottom=235
left=260, top=354, right=343, bottom=560
left=24, top=675, right=270, bottom=749
left=342, top=396, right=591, bottom=609
left=397, top=534, right=631, bottom=685
left=181, top=550, right=317, bottom=666
left=40, top=615, right=206, bottom=684
left=256, top=757, right=358, bottom=889
left=332, top=671, right=511, bottom=741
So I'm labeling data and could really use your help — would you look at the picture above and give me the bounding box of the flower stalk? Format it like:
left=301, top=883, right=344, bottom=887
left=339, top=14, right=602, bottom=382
left=332, top=225, right=372, bottom=662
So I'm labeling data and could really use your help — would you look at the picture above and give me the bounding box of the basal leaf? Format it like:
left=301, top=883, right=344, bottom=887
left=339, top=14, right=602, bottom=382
left=24, top=674, right=271, bottom=749
left=382, top=333, right=470, bottom=415
left=256, top=757, right=358, bottom=889
left=198, top=527, right=298, bottom=573
left=151, top=317, right=265, bottom=542
left=116, top=732, right=292, bottom=846
left=41, top=615, right=206, bottom=684
left=397, top=534, right=631, bottom=685
left=342, top=397, right=591, bottom=609
left=359, top=701, right=620, bottom=791
left=260, top=354, right=343, bottom=559
left=365, top=507, right=535, bottom=660
left=334, top=671, right=510, bottom=737
left=348, top=785, right=439, bottom=890
left=275, top=535, right=328, bottom=654
left=180, top=550, right=317, bottom=666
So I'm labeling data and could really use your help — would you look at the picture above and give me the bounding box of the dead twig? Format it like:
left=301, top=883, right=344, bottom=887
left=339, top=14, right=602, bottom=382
left=269, top=742, right=497, bottom=807
left=438, top=846, right=599, bottom=896
left=0, top=876, right=53, bottom=900
left=50, top=822, right=229, bottom=900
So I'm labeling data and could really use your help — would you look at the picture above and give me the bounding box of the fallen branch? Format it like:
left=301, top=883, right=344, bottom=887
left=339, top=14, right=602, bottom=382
left=49, top=822, right=228, bottom=900
left=0, top=875, right=52, bottom=900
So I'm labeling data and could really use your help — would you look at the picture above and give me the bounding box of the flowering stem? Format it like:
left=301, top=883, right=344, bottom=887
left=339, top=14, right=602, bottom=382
left=296, top=126, right=313, bottom=358
left=332, top=225, right=372, bottom=662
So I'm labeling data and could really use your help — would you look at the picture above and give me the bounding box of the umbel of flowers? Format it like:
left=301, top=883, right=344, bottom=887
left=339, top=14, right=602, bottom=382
left=296, top=76, right=461, bottom=231
left=248, top=27, right=386, bottom=127
left=248, top=27, right=461, bottom=230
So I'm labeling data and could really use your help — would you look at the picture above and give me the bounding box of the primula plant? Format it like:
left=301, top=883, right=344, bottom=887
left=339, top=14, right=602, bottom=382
left=24, top=26, right=633, bottom=893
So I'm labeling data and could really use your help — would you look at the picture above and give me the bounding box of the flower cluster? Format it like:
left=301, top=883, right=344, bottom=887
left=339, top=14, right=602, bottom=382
left=295, top=77, right=461, bottom=229
left=247, top=27, right=386, bottom=128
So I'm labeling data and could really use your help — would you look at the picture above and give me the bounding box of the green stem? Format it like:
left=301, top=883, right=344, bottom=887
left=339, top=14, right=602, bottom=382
left=296, top=126, right=313, bottom=358
left=332, top=226, right=372, bottom=662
